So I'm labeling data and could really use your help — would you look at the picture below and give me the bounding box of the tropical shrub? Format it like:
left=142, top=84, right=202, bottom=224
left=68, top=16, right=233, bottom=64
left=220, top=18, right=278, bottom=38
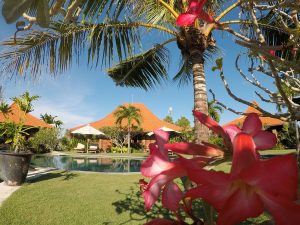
left=28, top=128, right=60, bottom=153
left=277, top=123, right=298, bottom=149
left=60, top=137, right=85, bottom=151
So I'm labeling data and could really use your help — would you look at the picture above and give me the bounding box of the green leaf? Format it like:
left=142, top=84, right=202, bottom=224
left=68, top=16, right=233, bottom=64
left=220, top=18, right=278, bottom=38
left=2, top=0, right=34, bottom=24
left=36, top=0, right=50, bottom=28
left=212, top=58, right=223, bottom=71
left=5, top=139, right=12, bottom=144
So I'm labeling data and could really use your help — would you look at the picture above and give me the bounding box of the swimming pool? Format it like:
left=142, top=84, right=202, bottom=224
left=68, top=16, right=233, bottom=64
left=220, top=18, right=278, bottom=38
left=31, top=155, right=143, bottom=173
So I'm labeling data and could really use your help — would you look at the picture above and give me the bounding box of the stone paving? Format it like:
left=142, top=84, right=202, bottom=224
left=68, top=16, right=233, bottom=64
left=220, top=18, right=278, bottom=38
left=0, top=167, right=56, bottom=206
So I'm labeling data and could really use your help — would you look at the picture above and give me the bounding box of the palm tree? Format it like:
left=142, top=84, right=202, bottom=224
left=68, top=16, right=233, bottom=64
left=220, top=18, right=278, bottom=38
left=208, top=100, right=223, bottom=122
left=11, top=91, right=39, bottom=113
left=0, top=0, right=243, bottom=144
left=114, top=105, right=143, bottom=153
left=0, top=102, right=12, bottom=119
left=40, top=113, right=63, bottom=127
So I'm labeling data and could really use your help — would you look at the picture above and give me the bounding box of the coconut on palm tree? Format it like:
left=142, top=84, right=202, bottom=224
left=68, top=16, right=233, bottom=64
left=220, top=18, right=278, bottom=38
left=0, top=0, right=247, bottom=144
left=114, top=105, right=143, bottom=153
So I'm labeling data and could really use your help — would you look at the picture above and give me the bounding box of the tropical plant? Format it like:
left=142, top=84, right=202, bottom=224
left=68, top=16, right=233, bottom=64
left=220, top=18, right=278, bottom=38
left=163, top=115, right=174, bottom=124
left=278, top=123, right=298, bottom=149
left=11, top=91, right=39, bottom=113
left=0, top=92, right=39, bottom=152
left=40, top=113, right=63, bottom=127
left=60, top=136, right=85, bottom=151
left=175, top=116, right=191, bottom=130
left=0, top=0, right=250, bottom=145
left=28, top=127, right=61, bottom=153
left=208, top=100, right=223, bottom=122
left=114, top=105, right=143, bottom=153
left=140, top=111, right=300, bottom=225
left=0, top=101, right=12, bottom=118
left=100, top=126, right=127, bottom=149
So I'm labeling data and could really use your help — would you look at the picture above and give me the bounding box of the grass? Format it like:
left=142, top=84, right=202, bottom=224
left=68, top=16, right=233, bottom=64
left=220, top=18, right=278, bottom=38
left=0, top=171, right=270, bottom=225
left=0, top=172, right=160, bottom=225
left=1, top=148, right=294, bottom=225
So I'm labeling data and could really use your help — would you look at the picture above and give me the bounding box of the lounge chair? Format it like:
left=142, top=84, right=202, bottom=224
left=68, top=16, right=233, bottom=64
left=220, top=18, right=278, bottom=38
left=88, top=144, right=98, bottom=154
left=74, top=143, right=85, bottom=153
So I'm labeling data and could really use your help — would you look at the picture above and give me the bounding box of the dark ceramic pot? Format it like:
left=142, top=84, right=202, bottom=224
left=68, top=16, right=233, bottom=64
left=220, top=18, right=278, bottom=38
left=0, top=151, right=32, bottom=186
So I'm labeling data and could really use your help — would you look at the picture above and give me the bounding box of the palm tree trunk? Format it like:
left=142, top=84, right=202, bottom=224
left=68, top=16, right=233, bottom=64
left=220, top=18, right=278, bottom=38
left=192, top=53, right=209, bottom=144
left=127, top=128, right=131, bottom=154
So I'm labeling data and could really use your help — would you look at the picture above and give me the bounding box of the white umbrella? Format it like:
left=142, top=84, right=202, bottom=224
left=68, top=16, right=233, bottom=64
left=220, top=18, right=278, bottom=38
left=71, top=124, right=105, bottom=152
left=147, top=126, right=180, bottom=136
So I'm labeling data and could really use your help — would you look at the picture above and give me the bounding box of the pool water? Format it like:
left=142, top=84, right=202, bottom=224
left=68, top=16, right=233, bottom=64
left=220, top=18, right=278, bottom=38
left=31, top=155, right=143, bottom=173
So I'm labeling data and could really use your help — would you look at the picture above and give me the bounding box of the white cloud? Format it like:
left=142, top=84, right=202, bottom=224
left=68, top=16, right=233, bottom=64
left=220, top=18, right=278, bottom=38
left=31, top=97, right=96, bottom=129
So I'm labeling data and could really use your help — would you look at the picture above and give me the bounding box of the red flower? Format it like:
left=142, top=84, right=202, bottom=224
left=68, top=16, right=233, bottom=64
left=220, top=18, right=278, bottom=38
left=140, top=129, right=210, bottom=211
left=176, top=0, right=214, bottom=26
left=181, top=133, right=300, bottom=225
left=223, top=113, right=277, bottom=150
left=193, top=110, right=277, bottom=150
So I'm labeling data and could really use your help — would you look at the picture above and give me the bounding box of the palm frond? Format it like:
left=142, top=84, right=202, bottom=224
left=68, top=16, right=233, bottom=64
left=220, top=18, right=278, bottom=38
left=107, top=44, right=171, bottom=90
left=173, top=44, right=220, bottom=86
left=0, top=21, right=141, bottom=78
left=128, top=0, right=177, bottom=29
left=173, top=56, right=193, bottom=86
left=80, top=0, right=127, bottom=21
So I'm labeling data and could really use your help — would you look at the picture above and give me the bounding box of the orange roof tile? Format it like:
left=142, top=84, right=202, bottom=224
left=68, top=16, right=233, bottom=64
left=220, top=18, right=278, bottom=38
left=70, top=103, right=182, bottom=132
left=223, top=101, right=286, bottom=127
left=0, top=102, right=52, bottom=128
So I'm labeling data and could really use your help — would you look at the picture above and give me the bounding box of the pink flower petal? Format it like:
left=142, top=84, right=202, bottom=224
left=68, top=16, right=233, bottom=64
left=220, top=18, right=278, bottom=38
left=176, top=13, right=198, bottom=26
left=179, top=156, right=229, bottom=185
left=165, top=142, right=224, bottom=157
left=242, top=154, right=298, bottom=201
left=154, top=129, right=170, bottom=159
left=141, top=144, right=174, bottom=177
left=253, top=130, right=277, bottom=150
left=231, top=133, right=259, bottom=177
left=242, top=113, right=262, bottom=136
left=186, top=181, right=232, bottom=211
left=198, top=10, right=214, bottom=23
left=259, top=192, right=300, bottom=225
left=143, top=166, right=186, bottom=210
left=162, top=181, right=183, bottom=211
left=217, top=189, right=264, bottom=225
left=193, top=110, right=228, bottom=139
left=223, top=124, right=241, bottom=143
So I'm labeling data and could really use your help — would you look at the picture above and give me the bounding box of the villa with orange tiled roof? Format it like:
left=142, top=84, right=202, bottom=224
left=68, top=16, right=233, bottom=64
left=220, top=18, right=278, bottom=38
left=70, top=103, right=182, bottom=151
left=223, top=101, right=287, bottom=130
left=0, top=102, right=52, bottom=128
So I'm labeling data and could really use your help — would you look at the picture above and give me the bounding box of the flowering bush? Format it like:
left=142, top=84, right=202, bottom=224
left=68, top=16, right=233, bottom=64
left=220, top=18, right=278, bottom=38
left=140, top=111, right=300, bottom=225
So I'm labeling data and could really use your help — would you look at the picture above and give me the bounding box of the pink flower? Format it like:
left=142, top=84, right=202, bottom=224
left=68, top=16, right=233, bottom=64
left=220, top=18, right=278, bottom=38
left=181, top=132, right=300, bottom=225
left=223, top=113, right=277, bottom=150
left=176, top=0, right=214, bottom=26
left=140, top=129, right=211, bottom=211
left=193, top=110, right=277, bottom=150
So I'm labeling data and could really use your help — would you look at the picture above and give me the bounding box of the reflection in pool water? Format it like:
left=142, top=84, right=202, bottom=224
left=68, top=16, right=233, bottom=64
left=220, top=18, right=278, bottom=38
left=31, top=155, right=143, bottom=173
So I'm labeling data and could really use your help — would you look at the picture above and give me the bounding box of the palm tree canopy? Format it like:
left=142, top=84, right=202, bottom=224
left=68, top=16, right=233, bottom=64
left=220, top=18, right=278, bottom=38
left=11, top=91, right=39, bottom=113
left=208, top=100, right=223, bottom=122
left=0, top=0, right=226, bottom=90
left=114, top=105, right=143, bottom=129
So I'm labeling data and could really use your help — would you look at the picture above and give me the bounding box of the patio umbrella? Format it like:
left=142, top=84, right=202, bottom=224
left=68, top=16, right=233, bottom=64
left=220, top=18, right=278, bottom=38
left=71, top=124, right=105, bottom=152
left=147, top=126, right=180, bottom=136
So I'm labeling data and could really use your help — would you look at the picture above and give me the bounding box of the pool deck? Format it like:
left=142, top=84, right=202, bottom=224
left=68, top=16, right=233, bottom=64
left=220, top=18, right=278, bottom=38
left=0, top=167, right=56, bottom=207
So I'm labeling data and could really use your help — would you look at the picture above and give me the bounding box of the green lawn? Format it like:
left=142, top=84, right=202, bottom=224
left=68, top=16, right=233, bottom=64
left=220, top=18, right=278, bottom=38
left=1, top=148, right=292, bottom=225
left=0, top=172, right=166, bottom=225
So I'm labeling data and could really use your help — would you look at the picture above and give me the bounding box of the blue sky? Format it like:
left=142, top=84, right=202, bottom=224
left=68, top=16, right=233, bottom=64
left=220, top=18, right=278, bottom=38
left=0, top=12, right=279, bottom=129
